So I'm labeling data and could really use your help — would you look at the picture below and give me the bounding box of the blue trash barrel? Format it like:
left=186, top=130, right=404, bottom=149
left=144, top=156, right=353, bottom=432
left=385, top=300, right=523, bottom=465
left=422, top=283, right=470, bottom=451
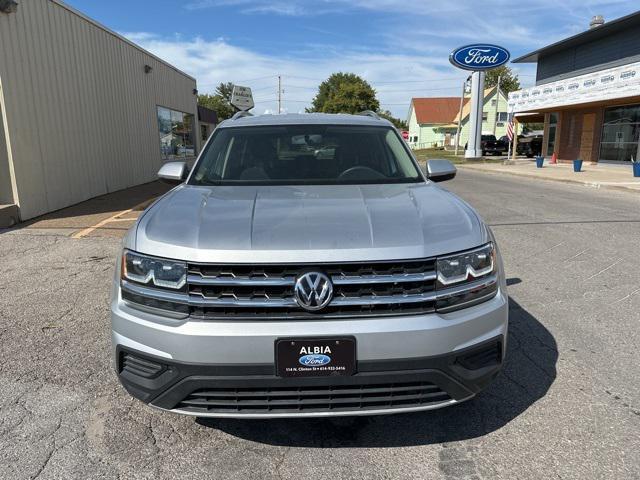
left=573, top=159, right=583, bottom=172
left=633, top=162, right=640, bottom=177
left=535, top=156, right=544, bottom=168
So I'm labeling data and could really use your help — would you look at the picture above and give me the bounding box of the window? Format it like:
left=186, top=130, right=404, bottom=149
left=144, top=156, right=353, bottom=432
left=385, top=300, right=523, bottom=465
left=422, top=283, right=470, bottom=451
left=189, top=125, right=422, bottom=186
left=201, top=124, right=209, bottom=142
left=157, top=106, right=196, bottom=160
left=498, top=112, right=508, bottom=122
left=482, top=112, right=488, bottom=121
left=599, top=104, right=640, bottom=162
left=491, top=99, right=497, bottom=106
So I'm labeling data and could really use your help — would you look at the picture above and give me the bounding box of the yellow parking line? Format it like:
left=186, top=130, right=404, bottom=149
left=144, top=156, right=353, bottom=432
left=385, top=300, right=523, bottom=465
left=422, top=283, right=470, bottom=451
left=108, top=217, right=140, bottom=222
left=71, top=208, right=134, bottom=239
left=71, top=198, right=155, bottom=239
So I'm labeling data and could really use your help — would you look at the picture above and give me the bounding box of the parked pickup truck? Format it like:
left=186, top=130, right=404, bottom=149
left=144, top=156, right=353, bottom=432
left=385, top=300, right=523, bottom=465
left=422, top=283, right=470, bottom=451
left=112, top=112, right=508, bottom=418
left=481, top=135, right=508, bottom=155
left=465, top=135, right=507, bottom=156
left=516, top=135, right=543, bottom=158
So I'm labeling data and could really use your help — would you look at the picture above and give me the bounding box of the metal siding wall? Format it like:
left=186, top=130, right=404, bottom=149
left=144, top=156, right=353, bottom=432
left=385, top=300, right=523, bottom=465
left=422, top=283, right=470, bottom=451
left=0, top=0, right=197, bottom=220
left=0, top=101, right=12, bottom=204
left=537, top=29, right=640, bottom=84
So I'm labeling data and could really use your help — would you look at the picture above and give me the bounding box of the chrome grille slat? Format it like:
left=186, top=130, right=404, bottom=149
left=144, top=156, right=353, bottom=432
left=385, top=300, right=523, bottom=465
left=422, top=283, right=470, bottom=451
left=187, top=272, right=435, bottom=286
left=331, top=272, right=436, bottom=285
left=332, top=292, right=436, bottom=306
left=187, top=274, right=296, bottom=286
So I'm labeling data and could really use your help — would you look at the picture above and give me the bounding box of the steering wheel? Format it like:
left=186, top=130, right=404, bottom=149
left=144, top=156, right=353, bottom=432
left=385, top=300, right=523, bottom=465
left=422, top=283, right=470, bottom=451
left=338, top=166, right=386, bottom=181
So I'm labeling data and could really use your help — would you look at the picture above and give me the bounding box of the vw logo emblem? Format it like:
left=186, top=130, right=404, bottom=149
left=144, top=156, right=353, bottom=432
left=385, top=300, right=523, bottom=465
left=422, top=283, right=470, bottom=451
left=294, top=272, right=333, bottom=311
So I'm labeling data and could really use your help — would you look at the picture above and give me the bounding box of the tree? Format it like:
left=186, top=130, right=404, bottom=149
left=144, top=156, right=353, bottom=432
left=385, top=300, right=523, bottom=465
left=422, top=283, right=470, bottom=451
left=484, top=66, right=520, bottom=94
left=308, top=73, right=379, bottom=114
left=214, top=82, right=235, bottom=101
left=197, top=82, right=236, bottom=121
left=378, top=110, right=408, bottom=130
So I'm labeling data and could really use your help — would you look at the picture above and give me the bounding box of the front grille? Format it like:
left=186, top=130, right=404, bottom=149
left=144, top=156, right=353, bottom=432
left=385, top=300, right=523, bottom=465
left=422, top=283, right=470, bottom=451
left=187, top=259, right=437, bottom=319
left=120, top=256, right=499, bottom=319
left=176, top=381, right=451, bottom=414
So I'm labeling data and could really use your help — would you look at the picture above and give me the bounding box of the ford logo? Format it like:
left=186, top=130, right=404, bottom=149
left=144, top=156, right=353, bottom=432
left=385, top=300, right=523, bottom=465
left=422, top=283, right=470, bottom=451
left=449, top=44, right=510, bottom=71
left=299, top=354, right=331, bottom=367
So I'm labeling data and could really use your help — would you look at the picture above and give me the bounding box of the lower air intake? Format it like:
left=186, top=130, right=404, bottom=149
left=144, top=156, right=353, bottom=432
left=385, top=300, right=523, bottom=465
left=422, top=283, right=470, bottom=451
left=176, top=381, right=451, bottom=414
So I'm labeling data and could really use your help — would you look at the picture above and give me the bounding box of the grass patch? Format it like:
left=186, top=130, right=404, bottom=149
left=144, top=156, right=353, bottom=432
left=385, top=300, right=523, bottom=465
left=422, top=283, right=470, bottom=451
left=413, top=148, right=506, bottom=165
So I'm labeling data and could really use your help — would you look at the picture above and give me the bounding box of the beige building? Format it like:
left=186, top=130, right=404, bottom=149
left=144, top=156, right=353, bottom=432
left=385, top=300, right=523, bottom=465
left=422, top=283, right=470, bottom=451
left=0, top=0, right=200, bottom=224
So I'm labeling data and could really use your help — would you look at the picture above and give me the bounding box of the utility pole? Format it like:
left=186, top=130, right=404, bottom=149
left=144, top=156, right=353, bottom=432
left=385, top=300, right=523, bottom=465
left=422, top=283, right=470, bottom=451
left=454, top=78, right=467, bottom=156
left=493, top=75, right=501, bottom=135
left=278, top=75, right=282, bottom=114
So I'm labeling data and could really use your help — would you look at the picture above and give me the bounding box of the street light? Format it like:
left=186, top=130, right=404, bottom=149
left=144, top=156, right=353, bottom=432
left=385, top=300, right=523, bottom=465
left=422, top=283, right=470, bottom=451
left=0, top=0, right=18, bottom=14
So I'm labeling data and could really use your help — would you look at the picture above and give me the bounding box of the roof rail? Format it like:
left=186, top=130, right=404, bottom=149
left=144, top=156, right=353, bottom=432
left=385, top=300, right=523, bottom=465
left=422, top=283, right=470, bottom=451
left=231, top=111, right=253, bottom=120
left=357, top=110, right=381, bottom=120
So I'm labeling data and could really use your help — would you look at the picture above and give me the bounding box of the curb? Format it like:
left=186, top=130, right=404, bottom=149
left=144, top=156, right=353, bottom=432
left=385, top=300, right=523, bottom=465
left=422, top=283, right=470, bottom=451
left=457, top=165, right=640, bottom=194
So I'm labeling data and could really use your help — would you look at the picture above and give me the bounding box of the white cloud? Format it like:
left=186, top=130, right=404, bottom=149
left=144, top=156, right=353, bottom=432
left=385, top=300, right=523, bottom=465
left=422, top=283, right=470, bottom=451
left=124, top=0, right=635, bottom=118
left=123, top=32, right=505, bottom=118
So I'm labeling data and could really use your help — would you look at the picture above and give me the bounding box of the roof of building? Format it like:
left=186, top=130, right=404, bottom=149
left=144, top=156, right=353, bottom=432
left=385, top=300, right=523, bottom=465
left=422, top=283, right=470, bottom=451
left=218, top=112, right=394, bottom=128
left=513, top=10, right=640, bottom=63
left=410, top=97, right=467, bottom=124
left=454, top=87, right=502, bottom=123
left=198, top=106, right=219, bottom=125
left=410, top=87, right=503, bottom=125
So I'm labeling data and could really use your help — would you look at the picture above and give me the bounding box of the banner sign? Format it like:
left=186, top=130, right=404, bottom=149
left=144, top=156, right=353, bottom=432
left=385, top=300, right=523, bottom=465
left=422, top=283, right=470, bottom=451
left=449, top=44, right=510, bottom=71
left=508, top=61, right=640, bottom=114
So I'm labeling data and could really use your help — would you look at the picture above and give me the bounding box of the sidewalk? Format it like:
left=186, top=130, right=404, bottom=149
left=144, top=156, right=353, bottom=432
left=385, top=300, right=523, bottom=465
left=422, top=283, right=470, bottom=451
left=458, top=160, right=640, bottom=193
left=4, top=181, right=171, bottom=238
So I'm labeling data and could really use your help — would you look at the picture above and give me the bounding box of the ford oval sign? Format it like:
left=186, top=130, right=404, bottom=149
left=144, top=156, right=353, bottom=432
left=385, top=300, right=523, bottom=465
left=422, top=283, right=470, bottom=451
left=449, top=44, right=510, bottom=71
left=299, top=354, right=331, bottom=367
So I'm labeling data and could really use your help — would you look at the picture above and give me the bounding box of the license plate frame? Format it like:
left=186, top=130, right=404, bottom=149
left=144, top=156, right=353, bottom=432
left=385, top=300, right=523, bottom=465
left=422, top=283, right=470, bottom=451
left=275, top=337, right=356, bottom=378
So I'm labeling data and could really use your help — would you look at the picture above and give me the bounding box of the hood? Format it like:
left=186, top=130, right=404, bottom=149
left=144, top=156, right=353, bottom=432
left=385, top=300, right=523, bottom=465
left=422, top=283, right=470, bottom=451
left=134, top=183, right=489, bottom=263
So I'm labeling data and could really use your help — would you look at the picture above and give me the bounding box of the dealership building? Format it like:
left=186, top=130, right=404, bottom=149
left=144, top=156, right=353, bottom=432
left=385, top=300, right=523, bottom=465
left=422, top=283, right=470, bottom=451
left=508, top=10, right=640, bottom=164
left=0, top=0, right=200, bottom=225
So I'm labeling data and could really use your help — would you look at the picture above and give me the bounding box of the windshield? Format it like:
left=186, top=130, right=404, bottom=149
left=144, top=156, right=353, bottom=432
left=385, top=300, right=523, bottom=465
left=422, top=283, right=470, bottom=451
left=188, top=125, right=423, bottom=186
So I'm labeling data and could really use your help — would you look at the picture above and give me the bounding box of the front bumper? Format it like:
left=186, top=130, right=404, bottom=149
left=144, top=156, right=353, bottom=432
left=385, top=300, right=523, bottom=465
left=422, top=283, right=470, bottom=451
left=111, top=288, right=508, bottom=418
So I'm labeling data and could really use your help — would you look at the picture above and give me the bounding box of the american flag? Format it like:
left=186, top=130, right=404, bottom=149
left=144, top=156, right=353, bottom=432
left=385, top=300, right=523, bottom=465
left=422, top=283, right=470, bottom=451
left=506, top=113, right=515, bottom=141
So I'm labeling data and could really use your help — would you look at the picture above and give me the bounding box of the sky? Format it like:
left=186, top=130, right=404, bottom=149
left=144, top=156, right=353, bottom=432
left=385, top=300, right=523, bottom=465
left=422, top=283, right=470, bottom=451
left=67, top=0, right=637, bottom=118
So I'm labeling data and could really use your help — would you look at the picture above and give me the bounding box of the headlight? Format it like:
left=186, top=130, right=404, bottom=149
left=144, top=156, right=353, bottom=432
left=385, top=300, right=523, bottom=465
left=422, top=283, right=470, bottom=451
left=121, top=250, right=187, bottom=290
left=436, top=243, right=495, bottom=287
left=435, top=243, right=498, bottom=312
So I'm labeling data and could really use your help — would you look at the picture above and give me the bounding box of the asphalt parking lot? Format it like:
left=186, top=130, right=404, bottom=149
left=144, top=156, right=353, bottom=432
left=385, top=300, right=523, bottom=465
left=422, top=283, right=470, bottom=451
left=1, top=170, right=639, bottom=479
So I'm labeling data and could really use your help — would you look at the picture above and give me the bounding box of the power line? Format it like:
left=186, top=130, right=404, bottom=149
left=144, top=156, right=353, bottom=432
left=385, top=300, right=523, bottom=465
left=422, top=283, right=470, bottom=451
left=235, top=74, right=279, bottom=83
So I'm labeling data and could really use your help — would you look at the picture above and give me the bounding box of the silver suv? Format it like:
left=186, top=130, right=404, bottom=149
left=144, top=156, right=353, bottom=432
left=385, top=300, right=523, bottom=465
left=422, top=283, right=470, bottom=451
left=111, top=112, right=508, bottom=418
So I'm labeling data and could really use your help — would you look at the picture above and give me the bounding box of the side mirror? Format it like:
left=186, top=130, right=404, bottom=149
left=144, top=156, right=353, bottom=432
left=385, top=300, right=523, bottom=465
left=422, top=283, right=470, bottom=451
left=426, top=159, right=457, bottom=182
left=158, top=162, right=188, bottom=185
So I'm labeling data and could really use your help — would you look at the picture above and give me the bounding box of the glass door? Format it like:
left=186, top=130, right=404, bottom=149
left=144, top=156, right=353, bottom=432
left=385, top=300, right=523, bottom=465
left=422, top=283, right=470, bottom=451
left=599, top=104, right=640, bottom=162
left=545, top=113, right=559, bottom=156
